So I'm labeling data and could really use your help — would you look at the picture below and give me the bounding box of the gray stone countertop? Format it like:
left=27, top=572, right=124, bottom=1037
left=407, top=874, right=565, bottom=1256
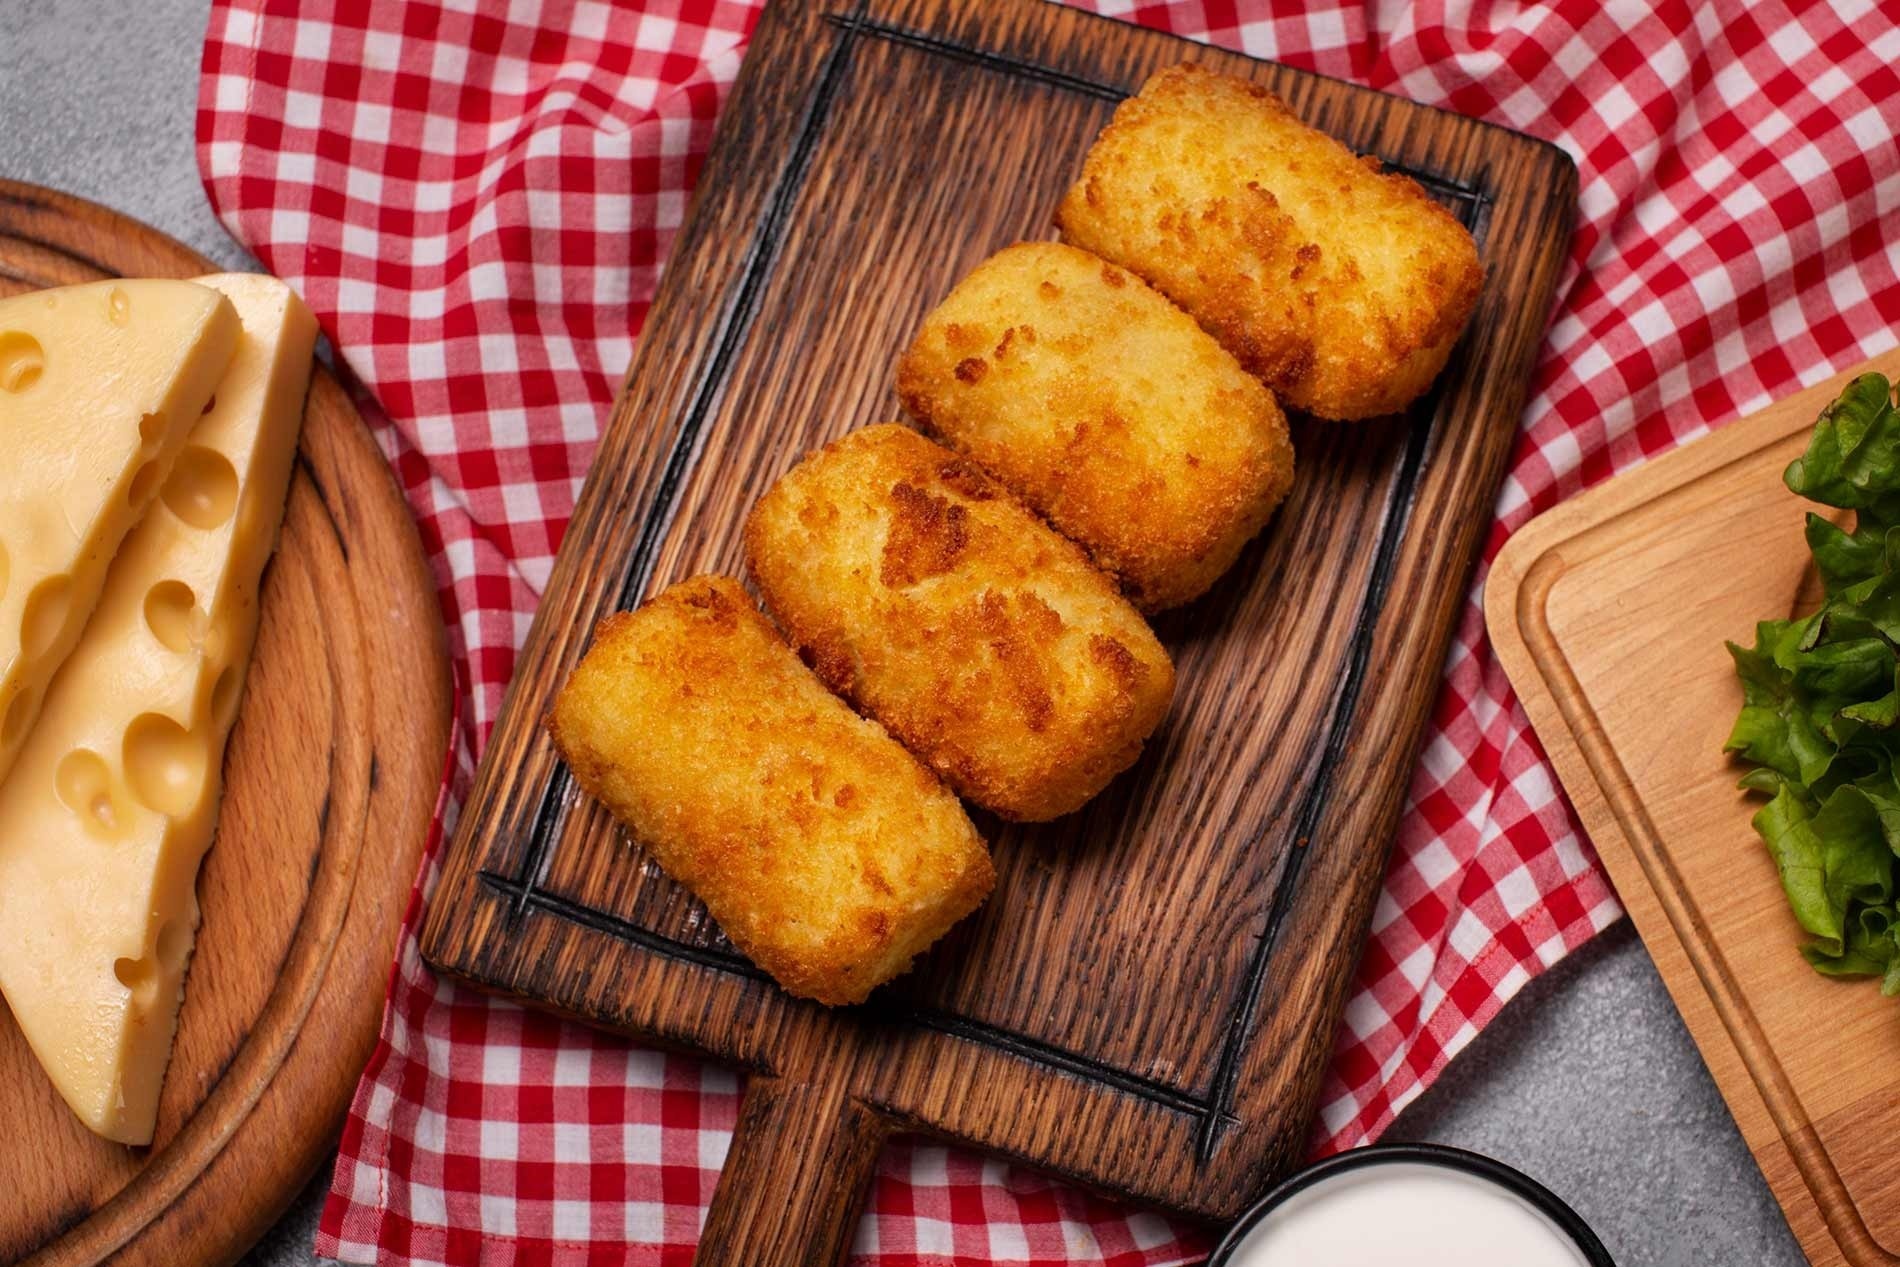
left=1, top=1, right=1806, bottom=1263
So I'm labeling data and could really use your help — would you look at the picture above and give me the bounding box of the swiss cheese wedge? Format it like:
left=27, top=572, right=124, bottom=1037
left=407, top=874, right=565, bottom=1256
left=0, top=278, right=239, bottom=785
left=0, top=274, right=315, bottom=1144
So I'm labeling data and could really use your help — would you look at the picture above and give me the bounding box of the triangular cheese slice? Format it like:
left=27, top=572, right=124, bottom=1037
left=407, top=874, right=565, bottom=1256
left=0, top=274, right=315, bottom=1144
left=0, top=278, right=239, bottom=785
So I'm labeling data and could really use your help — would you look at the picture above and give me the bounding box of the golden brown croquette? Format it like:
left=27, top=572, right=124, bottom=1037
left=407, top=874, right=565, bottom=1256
left=547, top=575, right=993, bottom=1005
left=745, top=425, right=1175, bottom=821
left=1057, top=63, right=1483, bottom=421
left=898, top=241, right=1294, bottom=610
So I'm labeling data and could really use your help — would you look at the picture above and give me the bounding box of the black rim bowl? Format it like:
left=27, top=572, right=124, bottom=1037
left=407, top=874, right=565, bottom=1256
left=1206, top=1142, right=1616, bottom=1266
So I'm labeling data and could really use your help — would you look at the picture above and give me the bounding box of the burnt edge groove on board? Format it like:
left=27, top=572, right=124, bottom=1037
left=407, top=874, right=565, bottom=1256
left=829, top=11, right=1489, bottom=204
left=491, top=6, right=1490, bottom=1141
left=508, top=0, right=872, bottom=925
left=477, top=869, right=1214, bottom=1120
left=1194, top=399, right=1439, bottom=1160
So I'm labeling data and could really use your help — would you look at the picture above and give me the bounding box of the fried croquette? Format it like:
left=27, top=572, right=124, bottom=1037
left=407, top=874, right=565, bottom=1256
left=546, top=575, right=993, bottom=1006
left=1056, top=63, right=1483, bottom=421
left=897, top=241, right=1295, bottom=610
left=745, top=425, right=1175, bottom=821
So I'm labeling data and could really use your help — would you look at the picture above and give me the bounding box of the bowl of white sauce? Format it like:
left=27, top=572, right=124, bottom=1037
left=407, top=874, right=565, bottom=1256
left=1209, top=1143, right=1614, bottom=1267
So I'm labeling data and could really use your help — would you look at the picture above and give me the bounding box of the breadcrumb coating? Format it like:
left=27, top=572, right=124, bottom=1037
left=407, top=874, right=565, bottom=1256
left=547, top=575, right=993, bottom=1005
left=898, top=241, right=1294, bottom=610
left=1057, top=63, right=1483, bottom=420
left=745, top=425, right=1175, bottom=821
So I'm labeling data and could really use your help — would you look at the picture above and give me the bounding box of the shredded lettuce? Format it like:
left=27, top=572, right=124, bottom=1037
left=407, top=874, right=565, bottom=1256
left=1727, top=373, right=1900, bottom=995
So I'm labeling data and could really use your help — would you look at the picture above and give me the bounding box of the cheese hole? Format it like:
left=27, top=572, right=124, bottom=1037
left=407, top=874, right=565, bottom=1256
left=107, top=286, right=130, bottom=326
left=113, top=955, right=158, bottom=1008
left=123, top=713, right=206, bottom=818
left=210, top=662, right=242, bottom=729
left=21, top=575, right=72, bottom=662
left=156, top=918, right=191, bottom=972
left=139, top=410, right=166, bottom=446
left=55, top=749, right=120, bottom=835
left=1, top=688, right=36, bottom=749
left=0, top=331, right=44, bottom=393
left=144, top=580, right=201, bottom=653
left=127, top=459, right=161, bottom=508
left=160, top=446, right=239, bottom=530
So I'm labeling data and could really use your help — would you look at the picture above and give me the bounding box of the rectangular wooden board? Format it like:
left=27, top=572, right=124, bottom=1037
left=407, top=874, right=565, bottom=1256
left=420, top=0, right=1576, bottom=1259
left=1488, top=348, right=1900, bottom=1267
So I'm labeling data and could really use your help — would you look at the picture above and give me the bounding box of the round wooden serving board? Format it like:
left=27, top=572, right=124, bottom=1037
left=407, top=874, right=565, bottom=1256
left=0, top=183, right=452, bottom=1266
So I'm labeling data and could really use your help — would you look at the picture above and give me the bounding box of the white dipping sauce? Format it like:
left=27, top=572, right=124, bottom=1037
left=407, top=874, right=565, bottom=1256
left=1227, top=1161, right=1591, bottom=1267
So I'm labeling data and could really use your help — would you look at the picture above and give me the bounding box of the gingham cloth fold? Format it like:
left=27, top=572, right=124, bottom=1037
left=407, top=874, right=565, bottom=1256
left=193, top=1, right=1900, bottom=1262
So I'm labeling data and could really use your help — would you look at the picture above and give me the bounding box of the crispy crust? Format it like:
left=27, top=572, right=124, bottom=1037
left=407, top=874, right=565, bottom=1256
left=1056, top=63, right=1483, bottom=421
left=745, top=425, right=1175, bottom=821
left=546, top=575, right=993, bottom=1005
left=897, top=241, right=1294, bottom=610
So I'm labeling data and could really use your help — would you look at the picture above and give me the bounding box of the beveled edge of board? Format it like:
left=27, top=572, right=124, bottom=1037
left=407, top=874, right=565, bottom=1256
left=420, top=0, right=1581, bottom=1224
left=0, top=178, right=455, bottom=1267
left=1485, top=348, right=1900, bottom=1267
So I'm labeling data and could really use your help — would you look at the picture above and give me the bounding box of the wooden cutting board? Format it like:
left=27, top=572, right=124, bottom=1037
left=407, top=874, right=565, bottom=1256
left=1488, top=348, right=1900, bottom=1267
left=419, top=1, right=1576, bottom=1260
left=0, top=183, right=453, bottom=1267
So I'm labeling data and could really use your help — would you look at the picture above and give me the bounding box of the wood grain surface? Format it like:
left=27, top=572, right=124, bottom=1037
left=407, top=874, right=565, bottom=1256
left=0, top=182, right=453, bottom=1267
left=419, top=1, right=1577, bottom=1260
left=1488, top=347, right=1900, bottom=1267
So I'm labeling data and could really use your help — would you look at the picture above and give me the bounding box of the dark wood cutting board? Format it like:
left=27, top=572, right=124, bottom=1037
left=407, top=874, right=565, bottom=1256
left=419, top=1, right=1576, bottom=1260
left=0, top=183, right=453, bottom=1267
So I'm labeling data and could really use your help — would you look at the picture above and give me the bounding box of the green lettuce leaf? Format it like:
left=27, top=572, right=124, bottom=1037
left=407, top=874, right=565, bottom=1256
left=1731, top=373, right=1900, bottom=995
left=1784, top=373, right=1900, bottom=524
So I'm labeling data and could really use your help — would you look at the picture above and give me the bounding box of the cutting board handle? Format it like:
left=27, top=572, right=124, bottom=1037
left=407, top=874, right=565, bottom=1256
left=694, top=1074, right=890, bottom=1266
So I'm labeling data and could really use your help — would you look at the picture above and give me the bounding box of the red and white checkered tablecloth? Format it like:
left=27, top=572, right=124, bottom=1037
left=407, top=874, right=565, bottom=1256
left=194, top=1, right=1900, bottom=1262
